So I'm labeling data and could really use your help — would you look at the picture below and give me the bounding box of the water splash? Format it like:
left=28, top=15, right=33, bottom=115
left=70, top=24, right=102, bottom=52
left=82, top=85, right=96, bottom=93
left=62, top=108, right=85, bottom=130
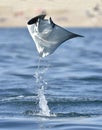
left=38, top=86, right=50, bottom=116
left=34, top=58, right=51, bottom=117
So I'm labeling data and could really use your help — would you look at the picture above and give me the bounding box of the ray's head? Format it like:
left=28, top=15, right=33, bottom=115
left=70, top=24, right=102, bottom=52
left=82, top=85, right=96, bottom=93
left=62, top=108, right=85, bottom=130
left=27, top=14, right=46, bottom=25
left=27, top=14, right=55, bottom=34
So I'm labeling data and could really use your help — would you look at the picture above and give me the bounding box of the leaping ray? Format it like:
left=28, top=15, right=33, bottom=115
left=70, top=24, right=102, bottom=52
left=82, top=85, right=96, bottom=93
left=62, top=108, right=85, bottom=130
left=27, top=14, right=83, bottom=57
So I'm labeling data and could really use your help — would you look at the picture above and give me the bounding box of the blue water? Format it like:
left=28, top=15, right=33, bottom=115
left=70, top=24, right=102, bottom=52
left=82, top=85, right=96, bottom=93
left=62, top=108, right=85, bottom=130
left=0, top=28, right=102, bottom=129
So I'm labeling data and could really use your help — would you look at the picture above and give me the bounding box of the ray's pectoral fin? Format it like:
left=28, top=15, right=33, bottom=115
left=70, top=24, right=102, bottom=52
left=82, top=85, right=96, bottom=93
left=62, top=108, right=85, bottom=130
left=64, top=29, right=84, bottom=40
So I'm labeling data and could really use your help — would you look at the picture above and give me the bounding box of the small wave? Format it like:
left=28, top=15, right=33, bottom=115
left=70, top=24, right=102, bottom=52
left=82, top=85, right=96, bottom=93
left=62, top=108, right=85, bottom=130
left=56, top=112, right=91, bottom=117
left=24, top=110, right=99, bottom=118
left=0, top=95, right=24, bottom=102
left=1, top=96, right=102, bottom=105
left=69, top=75, right=102, bottom=81
left=24, top=110, right=56, bottom=117
left=48, top=97, right=102, bottom=105
left=8, top=72, right=33, bottom=79
left=0, top=95, right=37, bottom=103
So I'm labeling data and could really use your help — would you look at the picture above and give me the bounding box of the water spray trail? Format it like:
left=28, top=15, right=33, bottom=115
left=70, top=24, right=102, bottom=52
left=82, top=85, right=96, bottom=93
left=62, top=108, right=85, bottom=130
left=38, top=86, right=50, bottom=116
left=34, top=58, right=51, bottom=116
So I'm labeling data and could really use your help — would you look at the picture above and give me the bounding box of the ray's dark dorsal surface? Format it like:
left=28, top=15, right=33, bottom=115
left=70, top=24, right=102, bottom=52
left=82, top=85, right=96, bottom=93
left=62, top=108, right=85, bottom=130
left=27, top=14, right=83, bottom=57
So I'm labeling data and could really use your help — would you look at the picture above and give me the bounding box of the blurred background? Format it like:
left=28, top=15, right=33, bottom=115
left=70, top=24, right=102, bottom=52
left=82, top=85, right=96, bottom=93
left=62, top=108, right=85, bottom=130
left=0, top=0, right=102, bottom=27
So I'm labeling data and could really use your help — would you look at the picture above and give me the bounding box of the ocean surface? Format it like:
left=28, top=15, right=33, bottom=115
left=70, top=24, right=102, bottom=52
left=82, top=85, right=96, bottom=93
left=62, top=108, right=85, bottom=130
left=0, top=27, right=102, bottom=130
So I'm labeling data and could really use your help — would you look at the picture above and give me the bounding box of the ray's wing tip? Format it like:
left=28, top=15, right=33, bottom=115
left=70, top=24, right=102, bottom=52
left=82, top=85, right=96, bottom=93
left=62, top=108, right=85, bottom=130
left=79, top=35, right=84, bottom=37
left=75, top=34, right=84, bottom=38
